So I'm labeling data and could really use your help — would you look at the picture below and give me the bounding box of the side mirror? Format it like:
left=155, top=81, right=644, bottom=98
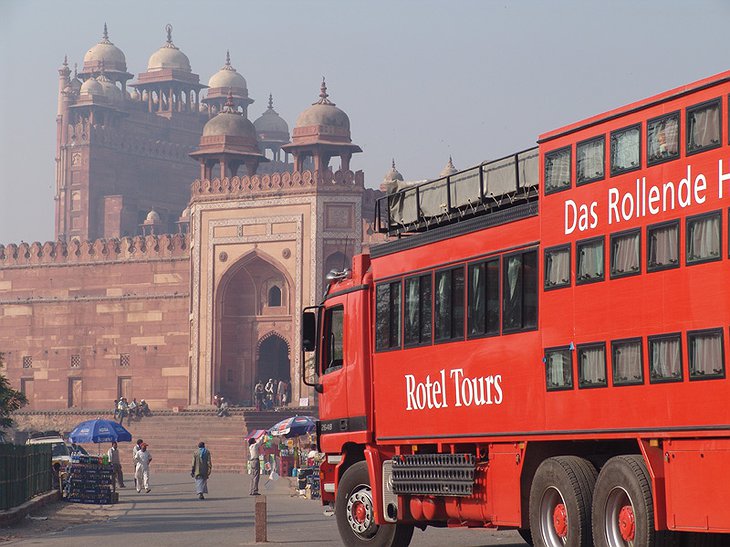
left=302, top=312, right=317, bottom=352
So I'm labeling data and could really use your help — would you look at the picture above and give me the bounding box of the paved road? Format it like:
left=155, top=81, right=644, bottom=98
left=7, top=473, right=527, bottom=546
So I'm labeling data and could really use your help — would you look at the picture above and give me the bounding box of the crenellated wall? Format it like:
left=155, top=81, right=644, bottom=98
left=189, top=169, right=365, bottom=202
left=0, top=233, right=191, bottom=411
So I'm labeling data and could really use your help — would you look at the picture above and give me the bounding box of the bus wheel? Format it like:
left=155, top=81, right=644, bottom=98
left=335, top=461, right=414, bottom=547
left=592, top=455, right=677, bottom=547
left=529, top=456, right=597, bottom=547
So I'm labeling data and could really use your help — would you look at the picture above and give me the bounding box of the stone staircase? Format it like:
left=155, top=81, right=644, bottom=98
left=11, top=408, right=313, bottom=474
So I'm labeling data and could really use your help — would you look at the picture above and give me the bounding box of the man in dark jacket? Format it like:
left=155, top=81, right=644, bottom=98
left=192, top=441, right=212, bottom=500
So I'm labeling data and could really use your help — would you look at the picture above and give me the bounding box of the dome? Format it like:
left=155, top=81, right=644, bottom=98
left=440, top=156, right=458, bottom=177
left=83, top=24, right=127, bottom=73
left=294, top=79, right=350, bottom=132
left=145, top=210, right=161, bottom=224
left=147, top=24, right=191, bottom=72
left=254, top=94, right=289, bottom=138
left=207, top=51, right=247, bottom=90
left=203, top=103, right=257, bottom=140
left=80, top=77, right=104, bottom=97
left=383, top=159, right=404, bottom=183
left=96, top=73, right=122, bottom=102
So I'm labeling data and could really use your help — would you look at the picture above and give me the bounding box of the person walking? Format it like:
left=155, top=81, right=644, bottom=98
left=132, top=439, right=143, bottom=490
left=134, top=442, right=152, bottom=493
left=191, top=441, right=212, bottom=500
left=248, top=435, right=265, bottom=496
left=107, top=441, right=125, bottom=488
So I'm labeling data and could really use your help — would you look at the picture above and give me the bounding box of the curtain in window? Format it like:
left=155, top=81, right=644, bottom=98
left=545, top=249, right=569, bottom=286
left=375, top=284, right=390, bottom=350
left=613, top=342, right=642, bottom=383
left=612, top=129, right=640, bottom=171
left=649, top=225, right=678, bottom=266
left=389, top=283, right=401, bottom=347
left=689, top=105, right=720, bottom=149
left=648, top=117, right=679, bottom=161
left=690, top=332, right=723, bottom=377
left=580, top=347, right=606, bottom=385
left=578, top=242, right=603, bottom=280
left=545, top=150, right=570, bottom=191
left=651, top=337, right=681, bottom=379
left=435, top=272, right=450, bottom=340
left=611, top=234, right=639, bottom=275
left=547, top=351, right=571, bottom=389
left=420, top=276, right=432, bottom=342
left=405, top=279, right=419, bottom=344
left=687, top=216, right=720, bottom=261
left=504, top=256, right=522, bottom=329
left=577, top=139, right=603, bottom=182
left=469, top=265, right=485, bottom=335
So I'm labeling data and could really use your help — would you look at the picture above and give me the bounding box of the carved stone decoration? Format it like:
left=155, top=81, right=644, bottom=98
left=282, top=248, right=291, bottom=259
left=219, top=251, right=228, bottom=262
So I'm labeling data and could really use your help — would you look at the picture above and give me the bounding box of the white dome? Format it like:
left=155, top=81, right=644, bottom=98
left=294, top=80, right=349, bottom=132
left=82, top=24, right=127, bottom=73
left=145, top=210, right=161, bottom=223
left=80, top=77, right=104, bottom=96
left=208, top=52, right=247, bottom=90
left=147, top=25, right=191, bottom=72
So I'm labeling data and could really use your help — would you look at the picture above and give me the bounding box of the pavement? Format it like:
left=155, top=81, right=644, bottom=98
left=1, top=472, right=527, bottom=546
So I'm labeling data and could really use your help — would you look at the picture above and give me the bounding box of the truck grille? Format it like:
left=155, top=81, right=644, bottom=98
left=391, top=453, right=476, bottom=497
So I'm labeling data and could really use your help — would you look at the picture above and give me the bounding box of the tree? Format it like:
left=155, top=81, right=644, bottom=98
left=0, top=352, right=27, bottom=431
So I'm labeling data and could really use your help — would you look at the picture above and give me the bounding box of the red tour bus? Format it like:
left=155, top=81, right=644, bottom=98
left=302, top=70, right=730, bottom=547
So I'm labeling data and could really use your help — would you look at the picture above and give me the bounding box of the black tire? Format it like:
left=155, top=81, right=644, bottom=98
left=335, top=461, right=414, bottom=547
left=529, top=456, right=597, bottom=547
left=592, top=455, right=678, bottom=547
left=518, top=527, right=534, bottom=545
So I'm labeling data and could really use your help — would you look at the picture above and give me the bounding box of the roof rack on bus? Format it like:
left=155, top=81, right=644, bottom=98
left=374, top=147, right=539, bottom=237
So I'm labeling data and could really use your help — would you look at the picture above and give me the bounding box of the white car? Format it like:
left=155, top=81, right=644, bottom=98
left=26, top=431, right=71, bottom=467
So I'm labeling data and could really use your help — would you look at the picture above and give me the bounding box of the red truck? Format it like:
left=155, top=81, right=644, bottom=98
left=302, top=70, right=730, bottom=547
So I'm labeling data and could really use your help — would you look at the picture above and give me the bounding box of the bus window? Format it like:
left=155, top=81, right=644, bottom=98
left=687, top=98, right=721, bottom=155
left=610, top=229, right=640, bottom=278
left=686, top=210, right=721, bottom=265
left=404, top=274, right=432, bottom=346
left=611, top=338, right=644, bottom=386
left=545, top=346, right=573, bottom=391
left=610, top=124, right=641, bottom=176
left=544, top=245, right=570, bottom=289
left=688, top=328, right=725, bottom=380
left=649, top=333, right=683, bottom=383
left=578, top=343, right=607, bottom=388
left=468, top=258, right=500, bottom=337
left=647, top=112, right=680, bottom=165
left=576, top=136, right=605, bottom=185
left=502, top=250, right=537, bottom=333
left=375, top=281, right=402, bottom=351
left=322, top=306, right=344, bottom=374
left=544, top=146, right=571, bottom=194
left=576, top=236, right=605, bottom=283
left=435, top=266, right=465, bottom=342
left=647, top=220, right=679, bottom=271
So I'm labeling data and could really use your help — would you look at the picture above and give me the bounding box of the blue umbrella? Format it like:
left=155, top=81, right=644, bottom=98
left=269, top=415, right=316, bottom=438
left=68, top=419, right=132, bottom=444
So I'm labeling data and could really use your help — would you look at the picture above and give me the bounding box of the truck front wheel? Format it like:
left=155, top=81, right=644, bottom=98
left=336, top=461, right=414, bottom=547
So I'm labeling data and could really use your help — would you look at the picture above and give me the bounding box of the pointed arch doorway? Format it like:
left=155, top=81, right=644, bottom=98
left=214, top=250, right=292, bottom=405
left=257, top=334, right=291, bottom=386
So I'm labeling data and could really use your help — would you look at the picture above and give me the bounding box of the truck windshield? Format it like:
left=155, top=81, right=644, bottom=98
left=322, top=306, right=344, bottom=374
left=51, top=442, right=69, bottom=457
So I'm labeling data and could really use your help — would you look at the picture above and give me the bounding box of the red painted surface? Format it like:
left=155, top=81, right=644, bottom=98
left=315, top=70, right=730, bottom=534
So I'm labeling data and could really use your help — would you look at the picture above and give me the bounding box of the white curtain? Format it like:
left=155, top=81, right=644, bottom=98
left=690, top=332, right=723, bottom=377
left=545, top=249, right=570, bottom=286
left=611, top=234, right=639, bottom=275
left=578, top=241, right=603, bottom=280
left=649, top=225, right=678, bottom=267
left=577, top=139, right=604, bottom=182
left=613, top=342, right=642, bottom=384
left=580, top=347, right=606, bottom=386
left=651, top=337, right=681, bottom=380
left=689, top=105, right=720, bottom=150
left=547, top=351, right=571, bottom=389
left=612, top=129, right=640, bottom=172
left=469, top=265, right=484, bottom=335
left=545, top=150, right=570, bottom=192
left=687, top=216, right=720, bottom=261
left=405, top=278, right=419, bottom=343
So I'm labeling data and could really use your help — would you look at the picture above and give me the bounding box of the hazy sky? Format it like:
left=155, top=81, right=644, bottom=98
left=1, top=0, right=728, bottom=244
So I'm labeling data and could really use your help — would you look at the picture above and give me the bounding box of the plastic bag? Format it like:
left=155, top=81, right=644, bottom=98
left=269, top=471, right=280, bottom=481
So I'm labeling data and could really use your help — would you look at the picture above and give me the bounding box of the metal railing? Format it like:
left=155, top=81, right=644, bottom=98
left=375, top=147, right=539, bottom=237
left=0, top=444, right=52, bottom=510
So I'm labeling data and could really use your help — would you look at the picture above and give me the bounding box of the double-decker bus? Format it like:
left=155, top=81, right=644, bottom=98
left=302, top=70, right=730, bottom=547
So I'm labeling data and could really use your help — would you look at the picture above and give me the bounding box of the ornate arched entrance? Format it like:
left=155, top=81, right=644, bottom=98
left=214, top=251, right=292, bottom=405
left=256, top=333, right=290, bottom=385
